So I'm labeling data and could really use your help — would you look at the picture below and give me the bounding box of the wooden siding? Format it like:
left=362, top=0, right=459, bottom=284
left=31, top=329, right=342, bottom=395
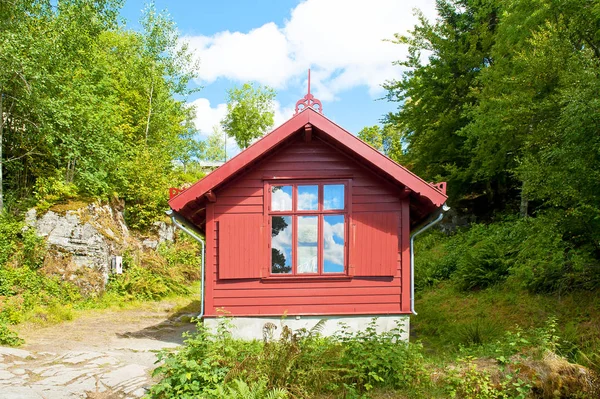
left=218, top=214, right=264, bottom=279
left=207, top=134, right=409, bottom=317
left=350, top=212, right=400, bottom=277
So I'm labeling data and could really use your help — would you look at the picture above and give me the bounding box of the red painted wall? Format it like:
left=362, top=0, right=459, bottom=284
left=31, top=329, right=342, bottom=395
left=204, top=133, right=411, bottom=317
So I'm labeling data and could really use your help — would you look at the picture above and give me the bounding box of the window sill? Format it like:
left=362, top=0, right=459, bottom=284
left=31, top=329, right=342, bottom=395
left=261, top=275, right=352, bottom=283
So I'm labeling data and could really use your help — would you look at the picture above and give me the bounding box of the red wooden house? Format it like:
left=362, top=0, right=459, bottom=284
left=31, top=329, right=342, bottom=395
left=168, top=85, right=447, bottom=339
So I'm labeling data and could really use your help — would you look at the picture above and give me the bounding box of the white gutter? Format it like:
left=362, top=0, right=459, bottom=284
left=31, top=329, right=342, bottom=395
left=410, top=203, right=450, bottom=315
left=166, top=210, right=206, bottom=319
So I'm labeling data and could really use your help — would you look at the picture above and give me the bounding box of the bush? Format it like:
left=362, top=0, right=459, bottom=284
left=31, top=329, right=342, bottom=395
left=0, top=322, right=24, bottom=347
left=415, top=213, right=600, bottom=294
left=0, top=265, right=82, bottom=324
left=149, top=318, right=429, bottom=399
left=335, top=319, right=427, bottom=391
left=0, top=214, right=22, bottom=266
left=33, top=175, right=78, bottom=212
left=106, top=242, right=198, bottom=301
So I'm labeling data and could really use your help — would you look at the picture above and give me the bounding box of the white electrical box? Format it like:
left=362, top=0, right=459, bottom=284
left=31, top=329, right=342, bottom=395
left=111, top=256, right=123, bottom=274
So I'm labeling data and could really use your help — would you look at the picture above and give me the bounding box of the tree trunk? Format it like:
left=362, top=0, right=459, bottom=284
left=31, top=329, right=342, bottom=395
left=144, top=77, right=154, bottom=145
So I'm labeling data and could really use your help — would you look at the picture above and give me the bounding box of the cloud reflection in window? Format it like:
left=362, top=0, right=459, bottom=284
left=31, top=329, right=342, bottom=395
left=271, top=185, right=292, bottom=211
left=324, top=215, right=345, bottom=272
left=271, top=215, right=292, bottom=273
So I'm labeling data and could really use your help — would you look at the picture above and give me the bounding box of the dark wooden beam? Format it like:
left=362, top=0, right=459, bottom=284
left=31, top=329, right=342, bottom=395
left=205, top=190, right=217, bottom=203
left=304, top=123, right=312, bottom=143
left=399, top=187, right=412, bottom=200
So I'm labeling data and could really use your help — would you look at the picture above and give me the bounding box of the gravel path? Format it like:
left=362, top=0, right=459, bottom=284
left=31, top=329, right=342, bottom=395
left=0, top=300, right=199, bottom=399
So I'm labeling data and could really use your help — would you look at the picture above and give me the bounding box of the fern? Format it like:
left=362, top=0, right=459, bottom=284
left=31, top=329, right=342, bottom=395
left=217, top=379, right=289, bottom=399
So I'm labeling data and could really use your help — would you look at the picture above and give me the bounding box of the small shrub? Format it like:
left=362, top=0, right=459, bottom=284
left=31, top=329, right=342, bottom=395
left=0, top=323, right=24, bottom=347
left=33, top=175, right=78, bottom=212
left=18, top=228, right=46, bottom=269
left=457, top=317, right=502, bottom=346
left=215, top=379, right=289, bottom=399
left=106, top=245, right=193, bottom=301
left=444, top=356, right=500, bottom=399
left=149, top=321, right=260, bottom=398
left=334, top=319, right=428, bottom=392
left=0, top=215, right=22, bottom=266
left=0, top=265, right=82, bottom=325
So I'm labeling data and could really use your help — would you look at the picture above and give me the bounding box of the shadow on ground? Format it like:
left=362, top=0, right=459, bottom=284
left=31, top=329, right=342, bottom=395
left=115, top=300, right=200, bottom=345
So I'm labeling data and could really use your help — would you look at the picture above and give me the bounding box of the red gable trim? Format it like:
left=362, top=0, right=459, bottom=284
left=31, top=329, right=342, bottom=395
left=169, top=108, right=447, bottom=213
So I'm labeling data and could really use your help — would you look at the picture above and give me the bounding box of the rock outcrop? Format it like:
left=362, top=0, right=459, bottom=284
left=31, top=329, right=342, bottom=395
left=24, top=202, right=174, bottom=289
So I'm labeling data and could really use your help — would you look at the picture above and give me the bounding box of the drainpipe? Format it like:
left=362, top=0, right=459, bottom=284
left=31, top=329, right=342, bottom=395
left=410, top=203, right=450, bottom=315
left=166, top=210, right=206, bottom=319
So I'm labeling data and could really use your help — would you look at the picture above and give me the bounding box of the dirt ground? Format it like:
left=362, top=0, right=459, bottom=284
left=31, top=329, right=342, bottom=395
left=0, top=300, right=199, bottom=399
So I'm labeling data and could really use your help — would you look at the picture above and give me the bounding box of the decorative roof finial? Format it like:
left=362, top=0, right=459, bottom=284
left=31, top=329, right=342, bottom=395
left=294, top=69, right=323, bottom=115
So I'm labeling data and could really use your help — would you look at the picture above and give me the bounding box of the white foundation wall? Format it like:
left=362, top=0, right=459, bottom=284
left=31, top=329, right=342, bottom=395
left=203, top=315, right=410, bottom=341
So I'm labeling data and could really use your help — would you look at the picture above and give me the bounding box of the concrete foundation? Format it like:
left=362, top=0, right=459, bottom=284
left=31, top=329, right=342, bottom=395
left=203, top=315, right=410, bottom=341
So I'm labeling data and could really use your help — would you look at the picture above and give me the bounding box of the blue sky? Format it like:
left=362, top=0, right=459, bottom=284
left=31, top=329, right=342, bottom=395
left=120, top=0, right=437, bottom=156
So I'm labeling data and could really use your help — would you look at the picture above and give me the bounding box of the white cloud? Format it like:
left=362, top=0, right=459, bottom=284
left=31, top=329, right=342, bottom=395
left=184, top=23, right=299, bottom=88
left=189, top=98, right=227, bottom=139
left=182, top=0, right=437, bottom=100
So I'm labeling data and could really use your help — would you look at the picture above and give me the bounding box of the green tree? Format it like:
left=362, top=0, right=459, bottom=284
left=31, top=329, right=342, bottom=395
left=203, top=126, right=226, bottom=162
left=0, top=0, right=200, bottom=228
left=357, top=124, right=402, bottom=159
left=358, top=125, right=384, bottom=152
left=387, top=0, right=600, bottom=290
left=221, top=83, right=276, bottom=149
left=384, top=0, right=499, bottom=203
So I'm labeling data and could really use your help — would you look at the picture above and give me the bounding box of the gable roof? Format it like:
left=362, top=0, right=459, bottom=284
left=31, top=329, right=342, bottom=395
left=169, top=107, right=447, bottom=230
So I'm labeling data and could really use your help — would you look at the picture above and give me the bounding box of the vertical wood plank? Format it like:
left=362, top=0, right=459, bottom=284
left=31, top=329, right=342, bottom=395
left=204, top=203, right=215, bottom=315
left=400, top=200, right=411, bottom=312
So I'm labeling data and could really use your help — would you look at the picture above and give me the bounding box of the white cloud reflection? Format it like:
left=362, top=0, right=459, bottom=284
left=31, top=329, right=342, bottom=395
left=271, top=186, right=292, bottom=211
left=324, top=216, right=345, bottom=272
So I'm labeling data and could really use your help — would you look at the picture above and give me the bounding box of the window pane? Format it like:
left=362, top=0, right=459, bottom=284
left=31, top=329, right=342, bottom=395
left=271, top=185, right=292, bottom=211
left=324, top=184, right=345, bottom=210
left=297, top=216, right=318, bottom=273
left=271, top=216, right=292, bottom=274
left=324, top=215, right=345, bottom=273
left=297, top=185, right=318, bottom=210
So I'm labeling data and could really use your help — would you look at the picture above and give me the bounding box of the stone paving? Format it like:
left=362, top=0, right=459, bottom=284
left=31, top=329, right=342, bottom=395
left=0, top=302, right=198, bottom=399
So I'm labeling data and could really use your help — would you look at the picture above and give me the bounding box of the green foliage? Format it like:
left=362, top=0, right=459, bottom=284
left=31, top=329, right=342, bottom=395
left=413, top=280, right=600, bottom=374
left=334, top=319, right=427, bottom=392
left=0, top=322, right=24, bottom=347
left=388, top=0, right=600, bottom=282
left=0, top=215, right=21, bottom=266
left=415, top=215, right=600, bottom=294
left=149, top=318, right=430, bottom=398
left=357, top=124, right=402, bottom=159
left=385, top=0, right=499, bottom=201
left=33, top=176, right=79, bottom=213
left=0, top=0, right=201, bottom=228
left=215, top=379, right=289, bottom=399
left=0, top=215, right=77, bottom=330
left=106, top=243, right=196, bottom=301
left=0, top=265, right=82, bottom=325
left=221, top=82, right=276, bottom=149
left=444, top=356, right=500, bottom=399
left=203, top=126, right=226, bottom=162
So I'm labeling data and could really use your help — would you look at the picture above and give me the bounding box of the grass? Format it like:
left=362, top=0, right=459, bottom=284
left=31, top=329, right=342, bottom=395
left=412, top=282, right=600, bottom=372
left=16, top=281, right=202, bottom=328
